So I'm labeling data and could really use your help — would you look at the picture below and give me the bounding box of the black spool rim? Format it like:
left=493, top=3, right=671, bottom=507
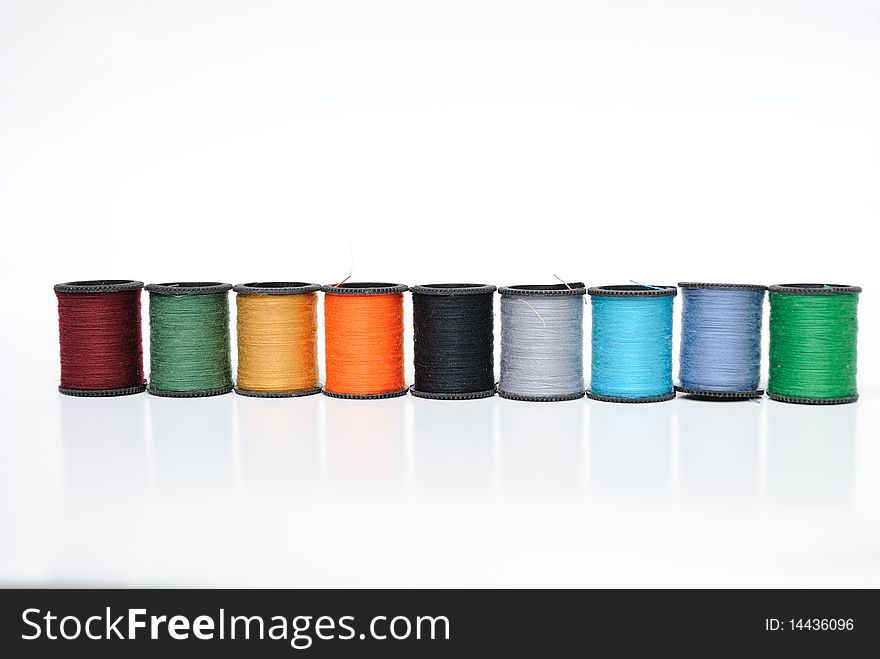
left=146, top=282, right=232, bottom=295
left=322, top=386, right=410, bottom=399
left=767, top=392, right=859, bottom=405
left=59, top=383, right=147, bottom=397
left=235, top=385, right=323, bottom=398
left=675, top=385, right=764, bottom=400
left=769, top=283, right=862, bottom=295
left=54, top=280, right=144, bottom=294
left=586, top=390, right=676, bottom=403
left=588, top=285, right=677, bottom=298
left=234, top=282, right=321, bottom=295
left=497, top=389, right=586, bottom=402
left=321, top=282, right=408, bottom=295
left=147, top=385, right=234, bottom=398
left=410, top=387, right=497, bottom=400
left=410, top=283, right=497, bottom=296
left=678, top=282, right=767, bottom=292
left=498, top=283, right=586, bottom=297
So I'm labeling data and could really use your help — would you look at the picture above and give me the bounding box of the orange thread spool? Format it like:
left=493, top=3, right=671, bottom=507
left=323, top=282, right=409, bottom=398
left=234, top=282, right=322, bottom=397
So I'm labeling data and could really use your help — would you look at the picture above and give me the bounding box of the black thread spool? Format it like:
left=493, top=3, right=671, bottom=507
left=410, top=284, right=497, bottom=400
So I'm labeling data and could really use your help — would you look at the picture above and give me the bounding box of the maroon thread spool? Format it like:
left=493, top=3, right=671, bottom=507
left=55, top=280, right=147, bottom=396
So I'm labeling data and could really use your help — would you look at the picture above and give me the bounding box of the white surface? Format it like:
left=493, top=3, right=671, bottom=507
left=1, top=0, right=879, bottom=587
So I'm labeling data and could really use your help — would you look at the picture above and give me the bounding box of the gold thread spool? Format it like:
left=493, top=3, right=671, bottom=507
left=233, top=282, right=322, bottom=397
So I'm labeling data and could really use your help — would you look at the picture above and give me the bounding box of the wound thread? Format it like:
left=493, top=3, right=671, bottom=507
left=768, top=284, right=861, bottom=404
left=588, top=285, right=677, bottom=402
left=411, top=284, right=496, bottom=399
left=54, top=280, right=146, bottom=396
left=498, top=283, right=586, bottom=402
left=678, top=283, right=766, bottom=397
left=146, top=282, right=233, bottom=397
left=234, top=282, right=321, bottom=397
left=323, top=282, right=408, bottom=398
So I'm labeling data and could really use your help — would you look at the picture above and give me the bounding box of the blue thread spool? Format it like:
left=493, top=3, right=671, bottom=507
left=587, top=285, right=677, bottom=403
left=676, top=283, right=767, bottom=399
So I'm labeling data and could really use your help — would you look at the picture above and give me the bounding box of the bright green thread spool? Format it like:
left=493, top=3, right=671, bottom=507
left=146, top=282, right=233, bottom=397
left=768, top=284, right=861, bottom=404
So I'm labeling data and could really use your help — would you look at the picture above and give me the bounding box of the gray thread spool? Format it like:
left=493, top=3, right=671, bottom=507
left=498, top=283, right=586, bottom=402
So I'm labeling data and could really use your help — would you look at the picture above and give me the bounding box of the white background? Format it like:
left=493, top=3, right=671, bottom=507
left=1, top=0, right=878, bottom=587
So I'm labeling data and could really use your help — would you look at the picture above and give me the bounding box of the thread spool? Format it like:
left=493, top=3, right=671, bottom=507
left=146, top=282, right=234, bottom=397
left=410, top=284, right=497, bottom=400
left=676, top=283, right=767, bottom=399
left=54, top=279, right=146, bottom=397
left=588, top=285, right=677, bottom=403
left=497, top=283, right=586, bottom=402
left=234, top=282, right=322, bottom=398
left=767, top=283, right=861, bottom=405
left=322, top=282, right=409, bottom=399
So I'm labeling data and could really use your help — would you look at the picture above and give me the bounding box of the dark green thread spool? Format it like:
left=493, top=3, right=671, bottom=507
left=146, top=282, right=233, bottom=397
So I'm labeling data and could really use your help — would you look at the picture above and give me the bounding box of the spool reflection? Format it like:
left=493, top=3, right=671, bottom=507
left=60, top=394, right=148, bottom=501
left=498, top=399, right=584, bottom=499
left=149, top=395, right=235, bottom=493
left=412, top=398, right=495, bottom=499
left=677, top=398, right=761, bottom=508
left=766, top=401, right=856, bottom=508
left=235, top=394, right=322, bottom=496
left=322, top=397, right=407, bottom=498
left=589, top=401, right=673, bottom=503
